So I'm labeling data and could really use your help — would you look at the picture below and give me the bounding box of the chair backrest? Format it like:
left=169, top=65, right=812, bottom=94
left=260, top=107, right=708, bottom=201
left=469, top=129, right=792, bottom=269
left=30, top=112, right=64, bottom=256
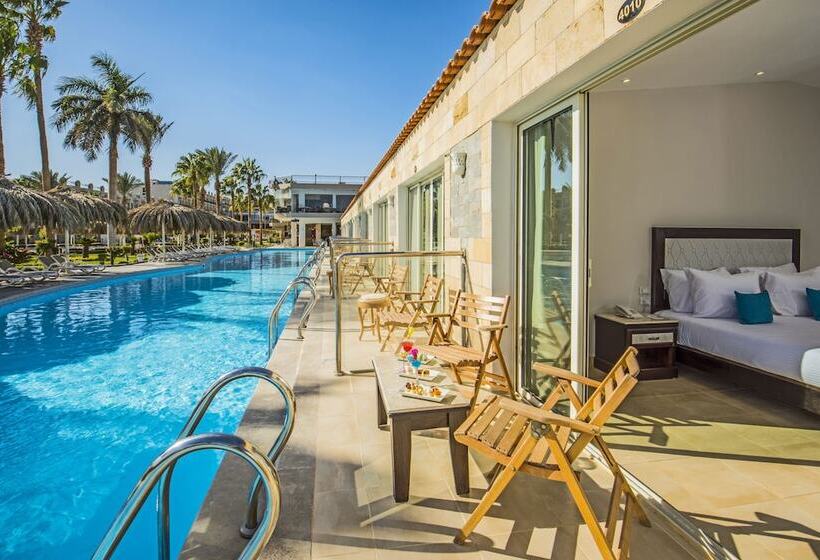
left=38, top=256, right=56, bottom=267
left=451, top=292, right=510, bottom=349
left=565, top=347, right=641, bottom=461
left=0, top=259, right=15, bottom=271
left=578, top=346, right=640, bottom=426
left=420, top=274, right=444, bottom=304
left=388, top=264, right=408, bottom=292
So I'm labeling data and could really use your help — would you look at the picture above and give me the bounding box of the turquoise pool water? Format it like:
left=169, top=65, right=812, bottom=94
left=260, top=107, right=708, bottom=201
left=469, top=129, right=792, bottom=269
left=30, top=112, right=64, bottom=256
left=0, top=249, right=312, bottom=559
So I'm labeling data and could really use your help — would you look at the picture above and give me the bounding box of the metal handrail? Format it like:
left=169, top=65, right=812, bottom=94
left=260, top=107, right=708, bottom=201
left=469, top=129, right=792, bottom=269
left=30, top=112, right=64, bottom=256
left=334, top=249, right=473, bottom=374
left=156, top=367, right=296, bottom=557
left=267, top=277, right=318, bottom=352
left=328, top=240, right=393, bottom=296
left=93, top=433, right=280, bottom=560
left=296, top=248, right=323, bottom=279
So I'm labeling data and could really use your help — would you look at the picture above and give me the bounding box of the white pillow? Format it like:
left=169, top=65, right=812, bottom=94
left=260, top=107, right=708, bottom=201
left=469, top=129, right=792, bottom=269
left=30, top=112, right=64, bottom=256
left=763, top=268, right=820, bottom=316
left=660, top=267, right=729, bottom=312
left=686, top=269, right=761, bottom=318
left=739, top=263, right=797, bottom=273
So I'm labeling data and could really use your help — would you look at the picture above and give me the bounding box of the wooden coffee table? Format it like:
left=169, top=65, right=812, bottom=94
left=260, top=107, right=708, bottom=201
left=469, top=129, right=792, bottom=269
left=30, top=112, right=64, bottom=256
left=372, top=355, right=471, bottom=502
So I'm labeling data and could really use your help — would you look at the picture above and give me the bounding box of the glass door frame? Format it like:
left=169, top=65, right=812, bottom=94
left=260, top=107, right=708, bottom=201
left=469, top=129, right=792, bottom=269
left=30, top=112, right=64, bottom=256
left=516, top=94, right=589, bottom=399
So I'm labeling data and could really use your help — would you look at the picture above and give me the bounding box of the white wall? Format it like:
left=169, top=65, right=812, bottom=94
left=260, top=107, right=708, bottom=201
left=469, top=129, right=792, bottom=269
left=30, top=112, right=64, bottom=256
left=589, top=81, right=820, bottom=315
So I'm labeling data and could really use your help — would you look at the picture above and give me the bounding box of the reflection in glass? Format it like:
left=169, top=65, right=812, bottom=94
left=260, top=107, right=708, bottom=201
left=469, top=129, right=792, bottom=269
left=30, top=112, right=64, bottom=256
left=523, top=108, right=574, bottom=400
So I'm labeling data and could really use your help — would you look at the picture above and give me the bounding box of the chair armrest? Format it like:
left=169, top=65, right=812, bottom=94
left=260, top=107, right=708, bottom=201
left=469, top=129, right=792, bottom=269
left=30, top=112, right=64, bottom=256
left=394, top=290, right=421, bottom=296
left=532, top=362, right=601, bottom=388
left=478, top=324, right=507, bottom=332
left=498, top=399, right=600, bottom=435
left=425, top=313, right=452, bottom=318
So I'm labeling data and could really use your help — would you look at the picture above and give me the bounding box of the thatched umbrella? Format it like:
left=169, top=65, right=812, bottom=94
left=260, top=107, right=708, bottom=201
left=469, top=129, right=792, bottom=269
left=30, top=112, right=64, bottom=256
left=47, top=186, right=127, bottom=254
left=0, top=178, right=81, bottom=247
left=129, top=200, right=213, bottom=253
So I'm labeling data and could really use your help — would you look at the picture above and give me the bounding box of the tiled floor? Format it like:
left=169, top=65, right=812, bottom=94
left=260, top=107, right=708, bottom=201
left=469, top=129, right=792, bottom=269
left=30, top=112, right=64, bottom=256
left=602, top=367, right=820, bottom=560
left=183, top=288, right=700, bottom=560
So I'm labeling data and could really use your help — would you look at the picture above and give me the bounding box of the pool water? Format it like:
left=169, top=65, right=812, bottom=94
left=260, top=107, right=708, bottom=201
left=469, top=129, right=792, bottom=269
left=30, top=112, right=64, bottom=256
left=0, top=249, right=312, bottom=559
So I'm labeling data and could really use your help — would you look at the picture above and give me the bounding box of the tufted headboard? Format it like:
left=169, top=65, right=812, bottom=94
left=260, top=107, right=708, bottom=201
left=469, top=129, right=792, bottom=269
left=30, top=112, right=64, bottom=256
left=650, top=227, right=801, bottom=312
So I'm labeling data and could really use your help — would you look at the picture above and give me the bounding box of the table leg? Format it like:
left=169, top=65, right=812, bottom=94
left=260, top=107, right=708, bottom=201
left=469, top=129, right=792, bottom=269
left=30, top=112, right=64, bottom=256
left=376, top=382, right=387, bottom=427
left=448, top=409, right=470, bottom=496
left=391, top=415, right=412, bottom=502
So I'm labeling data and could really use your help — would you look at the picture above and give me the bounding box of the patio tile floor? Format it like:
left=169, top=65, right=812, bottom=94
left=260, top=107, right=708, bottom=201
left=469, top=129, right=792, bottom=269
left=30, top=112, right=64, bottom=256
left=182, top=284, right=700, bottom=560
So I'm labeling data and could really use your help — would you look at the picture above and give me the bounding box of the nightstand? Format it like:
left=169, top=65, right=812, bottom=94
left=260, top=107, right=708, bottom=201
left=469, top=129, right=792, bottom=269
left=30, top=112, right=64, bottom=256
left=594, top=313, right=679, bottom=380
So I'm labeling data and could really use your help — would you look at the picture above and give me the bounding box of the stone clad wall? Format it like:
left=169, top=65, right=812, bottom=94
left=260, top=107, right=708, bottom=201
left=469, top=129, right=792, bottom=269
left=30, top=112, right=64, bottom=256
left=342, top=0, right=673, bottom=295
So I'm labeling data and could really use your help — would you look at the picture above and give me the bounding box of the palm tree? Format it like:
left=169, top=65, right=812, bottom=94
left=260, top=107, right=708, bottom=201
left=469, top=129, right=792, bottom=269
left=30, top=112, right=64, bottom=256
left=17, top=169, right=70, bottom=189
left=0, top=18, right=24, bottom=178
left=223, top=174, right=239, bottom=218
left=172, top=152, right=209, bottom=208
left=125, top=113, right=172, bottom=203
left=196, top=147, right=235, bottom=215
left=257, top=188, right=276, bottom=245
left=103, top=172, right=140, bottom=205
left=231, top=158, right=265, bottom=244
left=1, top=0, right=68, bottom=191
left=52, top=53, right=152, bottom=209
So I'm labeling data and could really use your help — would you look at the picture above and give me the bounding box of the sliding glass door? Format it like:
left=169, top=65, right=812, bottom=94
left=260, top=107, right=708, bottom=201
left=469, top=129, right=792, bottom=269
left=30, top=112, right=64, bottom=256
left=520, top=101, right=585, bottom=401
left=375, top=200, right=389, bottom=243
left=406, top=176, right=442, bottom=286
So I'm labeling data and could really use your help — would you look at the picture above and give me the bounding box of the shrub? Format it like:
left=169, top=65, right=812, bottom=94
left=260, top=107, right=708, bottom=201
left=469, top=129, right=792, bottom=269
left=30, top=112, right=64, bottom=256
left=35, top=238, right=56, bottom=256
left=1, top=243, right=32, bottom=264
left=79, top=236, right=96, bottom=258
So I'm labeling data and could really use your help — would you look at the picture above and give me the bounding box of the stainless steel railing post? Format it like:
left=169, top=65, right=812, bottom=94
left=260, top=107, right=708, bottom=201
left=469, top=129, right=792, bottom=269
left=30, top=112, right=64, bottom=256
left=156, top=367, right=295, bottom=557
left=94, top=433, right=280, bottom=560
left=267, top=277, right=318, bottom=354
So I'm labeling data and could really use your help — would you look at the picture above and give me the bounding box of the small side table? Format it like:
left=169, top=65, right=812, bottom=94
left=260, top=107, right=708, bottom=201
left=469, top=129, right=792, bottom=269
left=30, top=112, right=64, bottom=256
left=357, top=294, right=389, bottom=341
left=372, top=356, right=470, bottom=502
left=594, top=313, right=678, bottom=380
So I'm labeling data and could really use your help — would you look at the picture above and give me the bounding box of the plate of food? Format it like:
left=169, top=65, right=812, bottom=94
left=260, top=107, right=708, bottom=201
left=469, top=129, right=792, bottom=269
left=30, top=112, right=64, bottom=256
left=401, top=382, right=449, bottom=403
left=398, top=366, right=446, bottom=384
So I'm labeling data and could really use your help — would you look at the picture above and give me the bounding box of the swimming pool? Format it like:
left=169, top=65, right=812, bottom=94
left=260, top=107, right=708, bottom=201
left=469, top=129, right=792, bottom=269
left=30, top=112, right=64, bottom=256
left=0, top=248, right=313, bottom=559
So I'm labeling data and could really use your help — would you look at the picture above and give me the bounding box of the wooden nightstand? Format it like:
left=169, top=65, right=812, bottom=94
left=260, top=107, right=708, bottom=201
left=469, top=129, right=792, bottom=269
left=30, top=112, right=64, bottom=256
left=594, top=313, right=679, bottom=380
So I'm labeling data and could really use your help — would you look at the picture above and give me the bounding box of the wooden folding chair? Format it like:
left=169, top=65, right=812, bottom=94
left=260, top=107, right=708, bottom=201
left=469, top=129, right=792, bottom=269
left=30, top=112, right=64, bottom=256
left=379, top=274, right=444, bottom=351
left=370, top=261, right=399, bottom=293
left=453, top=347, right=648, bottom=560
left=416, top=291, right=514, bottom=408
left=344, top=258, right=376, bottom=295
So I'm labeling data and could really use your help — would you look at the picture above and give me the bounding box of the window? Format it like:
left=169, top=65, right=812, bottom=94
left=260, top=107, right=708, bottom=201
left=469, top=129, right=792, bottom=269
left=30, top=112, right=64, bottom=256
left=304, top=193, right=333, bottom=211
left=375, top=200, right=389, bottom=242
left=406, top=175, right=443, bottom=284
left=336, top=194, right=355, bottom=212
left=406, top=176, right=442, bottom=251
left=358, top=211, right=368, bottom=239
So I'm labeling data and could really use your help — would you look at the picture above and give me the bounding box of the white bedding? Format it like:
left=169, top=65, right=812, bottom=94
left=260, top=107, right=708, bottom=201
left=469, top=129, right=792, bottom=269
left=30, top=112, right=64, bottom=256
left=657, top=310, right=820, bottom=387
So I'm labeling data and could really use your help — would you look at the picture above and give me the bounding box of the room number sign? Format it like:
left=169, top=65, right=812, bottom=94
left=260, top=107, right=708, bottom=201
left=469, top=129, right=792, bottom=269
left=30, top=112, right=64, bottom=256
left=617, top=0, right=644, bottom=24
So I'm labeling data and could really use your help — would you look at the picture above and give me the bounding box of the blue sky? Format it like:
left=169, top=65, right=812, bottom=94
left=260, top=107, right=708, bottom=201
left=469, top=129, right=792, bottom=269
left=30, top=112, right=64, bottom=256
left=4, top=0, right=488, bottom=186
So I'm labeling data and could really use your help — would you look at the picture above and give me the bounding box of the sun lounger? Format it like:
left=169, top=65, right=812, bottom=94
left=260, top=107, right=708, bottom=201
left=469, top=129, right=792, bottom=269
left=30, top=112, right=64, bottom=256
left=0, top=259, right=57, bottom=282
left=53, top=255, right=106, bottom=273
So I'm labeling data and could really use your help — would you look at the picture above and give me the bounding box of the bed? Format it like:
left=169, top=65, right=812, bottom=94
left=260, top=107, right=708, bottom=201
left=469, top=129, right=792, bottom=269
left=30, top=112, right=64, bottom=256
left=651, top=227, right=819, bottom=413
left=656, top=311, right=820, bottom=388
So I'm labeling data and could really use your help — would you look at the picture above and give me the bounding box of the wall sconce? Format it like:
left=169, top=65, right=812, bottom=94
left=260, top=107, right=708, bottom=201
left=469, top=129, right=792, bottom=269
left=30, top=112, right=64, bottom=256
left=451, top=152, right=467, bottom=178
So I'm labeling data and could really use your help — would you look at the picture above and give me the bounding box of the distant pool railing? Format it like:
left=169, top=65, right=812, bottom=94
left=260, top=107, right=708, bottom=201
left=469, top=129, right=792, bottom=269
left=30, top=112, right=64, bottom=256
left=93, top=366, right=296, bottom=560
left=266, top=246, right=326, bottom=356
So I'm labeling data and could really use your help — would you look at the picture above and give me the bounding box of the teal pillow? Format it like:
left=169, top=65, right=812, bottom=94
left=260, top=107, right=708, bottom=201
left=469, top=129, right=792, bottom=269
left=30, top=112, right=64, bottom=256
left=807, top=288, right=820, bottom=320
left=735, top=291, right=773, bottom=324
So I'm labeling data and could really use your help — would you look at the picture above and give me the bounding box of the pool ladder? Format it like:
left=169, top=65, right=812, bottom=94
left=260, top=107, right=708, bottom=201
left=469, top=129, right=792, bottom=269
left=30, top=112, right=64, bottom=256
left=267, top=249, right=325, bottom=356
left=93, top=367, right=296, bottom=560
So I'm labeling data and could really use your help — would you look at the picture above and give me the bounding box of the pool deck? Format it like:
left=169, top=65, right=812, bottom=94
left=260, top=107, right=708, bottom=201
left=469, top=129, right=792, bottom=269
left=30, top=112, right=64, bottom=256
left=181, top=280, right=705, bottom=560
